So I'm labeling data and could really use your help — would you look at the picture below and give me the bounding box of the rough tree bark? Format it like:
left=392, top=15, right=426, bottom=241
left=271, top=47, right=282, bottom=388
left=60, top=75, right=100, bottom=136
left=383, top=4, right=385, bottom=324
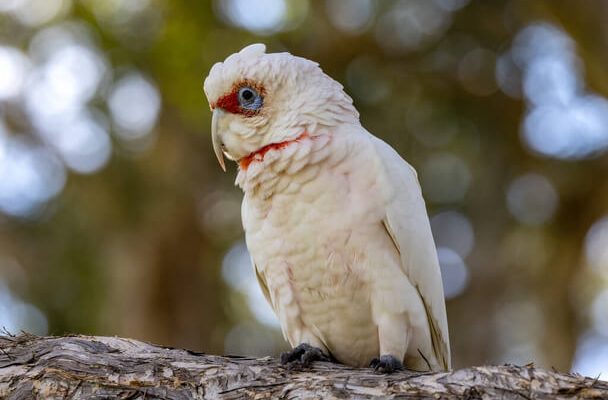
left=0, top=334, right=605, bottom=399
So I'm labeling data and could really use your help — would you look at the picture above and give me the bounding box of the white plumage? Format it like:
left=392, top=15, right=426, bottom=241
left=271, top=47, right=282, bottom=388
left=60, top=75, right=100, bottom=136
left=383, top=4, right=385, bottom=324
left=204, top=44, right=450, bottom=371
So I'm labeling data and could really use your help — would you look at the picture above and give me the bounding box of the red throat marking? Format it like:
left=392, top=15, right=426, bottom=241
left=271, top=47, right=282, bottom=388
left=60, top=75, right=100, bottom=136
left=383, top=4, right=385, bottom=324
left=239, top=132, right=309, bottom=170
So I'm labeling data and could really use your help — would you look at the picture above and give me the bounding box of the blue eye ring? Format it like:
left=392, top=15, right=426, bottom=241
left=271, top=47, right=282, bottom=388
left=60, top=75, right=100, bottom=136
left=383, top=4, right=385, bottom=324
left=238, top=86, right=263, bottom=111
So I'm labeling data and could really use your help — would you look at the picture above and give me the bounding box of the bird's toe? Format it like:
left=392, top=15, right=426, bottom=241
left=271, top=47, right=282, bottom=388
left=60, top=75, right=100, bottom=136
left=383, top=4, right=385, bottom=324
left=280, top=343, right=329, bottom=369
left=370, top=355, right=403, bottom=374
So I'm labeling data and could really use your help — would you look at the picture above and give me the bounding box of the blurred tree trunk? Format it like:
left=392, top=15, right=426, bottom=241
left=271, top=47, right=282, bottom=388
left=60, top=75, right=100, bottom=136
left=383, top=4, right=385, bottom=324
left=0, top=334, right=605, bottom=399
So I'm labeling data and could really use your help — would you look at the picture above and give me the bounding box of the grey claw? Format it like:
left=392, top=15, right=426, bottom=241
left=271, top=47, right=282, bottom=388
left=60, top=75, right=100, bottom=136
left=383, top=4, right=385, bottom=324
left=370, top=355, right=403, bottom=374
left=281, top=343, right=329, bottom=369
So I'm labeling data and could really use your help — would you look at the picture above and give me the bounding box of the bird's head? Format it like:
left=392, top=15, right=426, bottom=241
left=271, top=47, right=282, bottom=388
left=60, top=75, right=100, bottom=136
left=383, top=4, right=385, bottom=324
left=203, top=43, right=358, bottom=171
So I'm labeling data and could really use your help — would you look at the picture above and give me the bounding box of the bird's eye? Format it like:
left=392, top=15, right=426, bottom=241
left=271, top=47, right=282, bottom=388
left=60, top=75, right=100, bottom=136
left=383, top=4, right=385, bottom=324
left=238, top=86, right=263, bottom=111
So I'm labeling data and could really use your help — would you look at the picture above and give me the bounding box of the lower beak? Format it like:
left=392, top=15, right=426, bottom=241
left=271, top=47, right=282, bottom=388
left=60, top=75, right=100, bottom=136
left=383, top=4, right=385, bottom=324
left=211, top=108, right=226, bottom=172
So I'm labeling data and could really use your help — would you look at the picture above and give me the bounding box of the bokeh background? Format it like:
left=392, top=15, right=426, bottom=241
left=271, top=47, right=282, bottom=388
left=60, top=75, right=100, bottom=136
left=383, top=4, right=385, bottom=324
left=1, top=0, right=607, bottom=377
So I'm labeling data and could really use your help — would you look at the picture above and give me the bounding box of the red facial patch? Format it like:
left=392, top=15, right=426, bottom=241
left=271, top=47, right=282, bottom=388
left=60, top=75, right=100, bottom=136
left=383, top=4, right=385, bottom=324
left=211, top=80, right=264, bottom=117
left=214, top=88, right=241, bottom=114
left=239, top=132, right=309, bottom=170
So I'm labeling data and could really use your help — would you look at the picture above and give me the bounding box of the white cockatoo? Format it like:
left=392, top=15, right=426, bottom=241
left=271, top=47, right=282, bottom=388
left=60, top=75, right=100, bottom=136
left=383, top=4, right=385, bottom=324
left=204, top=44, right=451, bottom=373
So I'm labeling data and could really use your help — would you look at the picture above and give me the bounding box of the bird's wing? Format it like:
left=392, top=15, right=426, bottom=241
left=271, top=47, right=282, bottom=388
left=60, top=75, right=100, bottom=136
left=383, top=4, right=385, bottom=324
left=371, top=135, right=451, bottom=370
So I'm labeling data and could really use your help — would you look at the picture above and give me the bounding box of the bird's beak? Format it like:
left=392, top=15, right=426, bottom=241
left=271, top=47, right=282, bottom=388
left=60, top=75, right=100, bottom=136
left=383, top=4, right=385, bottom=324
left=211, top=108, right=226, bottom=172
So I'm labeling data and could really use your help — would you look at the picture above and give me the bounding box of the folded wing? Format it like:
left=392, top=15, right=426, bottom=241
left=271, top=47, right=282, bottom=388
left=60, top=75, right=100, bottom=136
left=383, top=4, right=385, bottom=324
left=372, top=135, right=451, bottom=370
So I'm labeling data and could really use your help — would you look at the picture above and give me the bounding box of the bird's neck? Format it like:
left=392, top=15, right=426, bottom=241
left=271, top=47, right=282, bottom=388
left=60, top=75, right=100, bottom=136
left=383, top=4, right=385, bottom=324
left=235, top=131, right=332, bottom=197
left=238, top=132, right=310, bottom=171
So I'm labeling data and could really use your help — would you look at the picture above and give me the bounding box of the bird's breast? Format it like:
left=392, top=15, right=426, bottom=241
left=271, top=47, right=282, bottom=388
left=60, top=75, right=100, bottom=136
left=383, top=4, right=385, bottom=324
left=241, top=131, right=400, bottom=366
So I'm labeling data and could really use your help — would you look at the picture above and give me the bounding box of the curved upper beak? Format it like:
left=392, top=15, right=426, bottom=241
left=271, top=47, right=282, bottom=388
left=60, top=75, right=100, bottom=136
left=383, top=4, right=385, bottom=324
left=211, top=108, right=226, bottom=172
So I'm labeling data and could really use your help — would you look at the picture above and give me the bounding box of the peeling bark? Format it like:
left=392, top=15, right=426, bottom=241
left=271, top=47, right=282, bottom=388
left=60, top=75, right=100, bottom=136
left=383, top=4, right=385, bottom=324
left=0, top=334, right=605, bottom=399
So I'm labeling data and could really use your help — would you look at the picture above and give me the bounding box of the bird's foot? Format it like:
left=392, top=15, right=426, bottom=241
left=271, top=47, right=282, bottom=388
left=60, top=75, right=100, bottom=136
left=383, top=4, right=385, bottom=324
left=280, top=343, right=330, bottom=369
left=370, top=355, right=403, bottom=374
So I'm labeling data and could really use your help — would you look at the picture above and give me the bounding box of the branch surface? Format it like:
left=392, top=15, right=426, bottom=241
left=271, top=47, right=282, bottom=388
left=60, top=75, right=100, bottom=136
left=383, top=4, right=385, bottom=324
left=0, top=334, right=605, bottom=399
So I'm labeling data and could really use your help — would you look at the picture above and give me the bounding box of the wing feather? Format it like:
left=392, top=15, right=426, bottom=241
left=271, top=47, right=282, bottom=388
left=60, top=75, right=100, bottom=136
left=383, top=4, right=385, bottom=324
left=372, top=135, right=451, bottom=370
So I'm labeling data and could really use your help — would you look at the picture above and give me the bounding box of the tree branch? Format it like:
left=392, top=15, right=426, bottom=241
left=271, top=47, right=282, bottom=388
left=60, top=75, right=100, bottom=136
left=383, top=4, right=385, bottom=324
left=0, top=334, right=605, bottom=399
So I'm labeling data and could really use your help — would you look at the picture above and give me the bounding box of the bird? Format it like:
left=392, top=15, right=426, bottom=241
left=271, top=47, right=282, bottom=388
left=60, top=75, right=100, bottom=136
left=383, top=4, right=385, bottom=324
left=203, top=43, right=451, bottom=373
